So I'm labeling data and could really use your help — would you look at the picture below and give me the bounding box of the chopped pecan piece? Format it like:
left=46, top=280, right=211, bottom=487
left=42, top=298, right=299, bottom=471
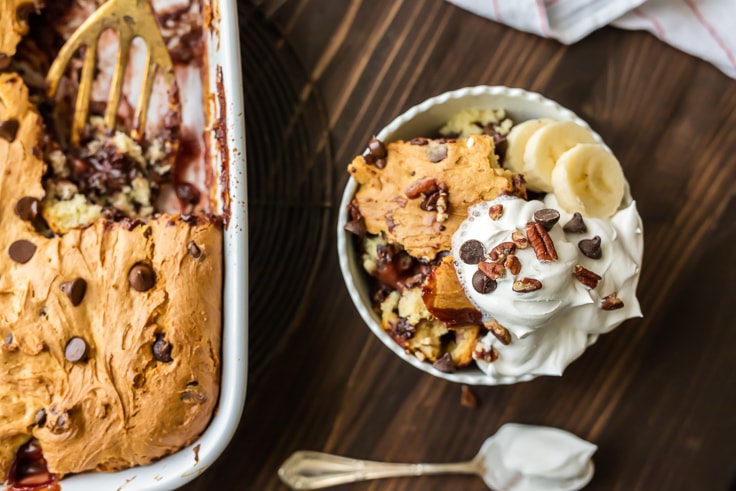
left=573, top=265, right=602, bottom=288
left=488, top=241, right=516, bottom=263
left=484, top=319, right=511, bottom=345
left=488, top=204, right=504, bottom=220
left=512, top=277, right=542, bottom=292
left=504, top=255, right=521, bottom=275
left=410, top=137, right=429, bottom=146
left=460, top=385, right=479, bottom=408
left=601, top=292, right=625, bottom=310
left=434, top=190, right=449, bottom=222
left=404, top=177, right=438, bottom=199
left=472, top=342, right=499, bottom=363
left=500, top=173, right=527, bottom=199
left=478, top=261, right=505, bottom=280
left=526, top=221, right=558, bottom=261
left=511, top=230, right=528, bottom=249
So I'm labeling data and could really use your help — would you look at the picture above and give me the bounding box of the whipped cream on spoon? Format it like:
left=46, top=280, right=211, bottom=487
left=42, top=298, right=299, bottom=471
left=278, top=423, right=596, bottom=490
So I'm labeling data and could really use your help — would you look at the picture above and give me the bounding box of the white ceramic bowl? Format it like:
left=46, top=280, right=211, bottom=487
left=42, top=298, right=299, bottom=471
left=337, top=85, right=624, bottom=386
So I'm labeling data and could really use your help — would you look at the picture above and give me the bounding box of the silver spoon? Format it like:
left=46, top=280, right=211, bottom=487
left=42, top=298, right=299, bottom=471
left=278, top=423, right=596, bottom=490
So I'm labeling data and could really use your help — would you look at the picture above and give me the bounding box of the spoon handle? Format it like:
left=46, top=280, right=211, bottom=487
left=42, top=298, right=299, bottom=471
left=278, top=451, right=482, bottom=489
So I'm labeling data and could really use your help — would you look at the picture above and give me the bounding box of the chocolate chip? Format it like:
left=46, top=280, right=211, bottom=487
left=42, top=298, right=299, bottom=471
left=129, top=263, right=156, bottom=291
left=152, top=334, right=173, bottom=362
left=54, top=412, right=70, bottom=433
left=367, top=136, right=387, bottom=159
left=34, top=409, right=47, bottom=426
left=533, top=208, right=560, bottom=230
left=472, top=269, right=497, bottom=294
left=459, top=240, right=486, bottom=264
left=426, top=141, right=448, bottom=163
left=4, top=333, right=12, bottom=346
left=432, top=353, right=456, bottom=373
left=578, top=236, right=602, bottom=259
left=0, top=118, right=20, bottom=142
left=64, top=337, right=88, bottom=362
left=60, top=278, right=87, bottom=306
left=0, top=53, right=9, bottom=70
left=363, top=153, right=386, bottom=169
left=563, top=212, right=587, bottom=233
left=187, top=241, right=202, bottom=258
left=8, top=240, right=36, bottom=264
left=14, top=196, right=40, bottom=221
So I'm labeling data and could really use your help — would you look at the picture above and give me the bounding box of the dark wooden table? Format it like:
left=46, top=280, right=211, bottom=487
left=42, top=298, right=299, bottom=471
left=184, top=1, right=736, bottom=489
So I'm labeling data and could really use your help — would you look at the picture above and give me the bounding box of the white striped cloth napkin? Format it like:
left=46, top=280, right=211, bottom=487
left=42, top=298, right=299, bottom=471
left=448, top=0, right=736, bottom=79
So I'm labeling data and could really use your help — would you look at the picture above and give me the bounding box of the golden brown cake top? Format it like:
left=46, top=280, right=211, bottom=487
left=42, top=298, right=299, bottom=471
left=348, top=135, right=523, bottom=261
left=0, top=69, right=222, bottom=478
left=0, top=1, right=38, bottom=69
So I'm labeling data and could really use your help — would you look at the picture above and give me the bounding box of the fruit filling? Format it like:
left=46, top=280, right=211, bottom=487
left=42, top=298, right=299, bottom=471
left=5, top=440, right=59, bottom=491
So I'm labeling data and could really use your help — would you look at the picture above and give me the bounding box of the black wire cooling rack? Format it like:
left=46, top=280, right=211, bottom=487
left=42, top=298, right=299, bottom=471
left=240, top=4, right=333, bottom=377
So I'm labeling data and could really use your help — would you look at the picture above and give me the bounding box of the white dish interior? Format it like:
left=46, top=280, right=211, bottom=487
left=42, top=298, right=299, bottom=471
left=337, top=85, right=628, bottom=386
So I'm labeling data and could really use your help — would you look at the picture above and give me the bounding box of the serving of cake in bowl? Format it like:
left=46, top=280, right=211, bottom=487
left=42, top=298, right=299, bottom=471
left=338, top=86, right=643, bottom=385
left=0, top=1, right=248, bottom=489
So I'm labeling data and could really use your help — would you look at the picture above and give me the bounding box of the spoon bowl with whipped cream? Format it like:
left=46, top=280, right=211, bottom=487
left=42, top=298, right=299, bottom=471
left=338, top=86, right=643, bottom=385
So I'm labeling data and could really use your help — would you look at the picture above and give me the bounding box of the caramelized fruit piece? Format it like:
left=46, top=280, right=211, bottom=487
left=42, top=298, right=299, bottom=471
left=6, top=440, right=59, bottom=491
left=422, top=255, right=481, bottom=326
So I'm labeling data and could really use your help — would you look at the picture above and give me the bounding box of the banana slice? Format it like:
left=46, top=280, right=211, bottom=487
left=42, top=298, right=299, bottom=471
left=551, top=143, right=625, bottom=218
left=522, top=121, right=597, bottom=193
left=504, top=118, right=552, bottom=173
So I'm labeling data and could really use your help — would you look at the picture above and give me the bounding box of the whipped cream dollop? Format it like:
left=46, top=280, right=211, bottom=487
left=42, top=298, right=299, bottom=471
left=480, top=423, right=597, bottom=491
left=451, top=195, right=643, bottom=382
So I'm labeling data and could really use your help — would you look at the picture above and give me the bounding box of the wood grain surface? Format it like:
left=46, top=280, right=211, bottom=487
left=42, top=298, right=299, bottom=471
left=183, top=1, right=736, bottom=489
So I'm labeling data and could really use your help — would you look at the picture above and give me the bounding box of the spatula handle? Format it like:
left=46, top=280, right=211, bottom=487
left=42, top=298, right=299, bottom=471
left=278, top=451, right=481, bottom=489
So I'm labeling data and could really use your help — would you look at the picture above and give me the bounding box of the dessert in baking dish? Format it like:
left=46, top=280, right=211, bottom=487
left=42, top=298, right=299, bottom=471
left=0, top=0, right=222, bottom=485
left=344, top=107, right=642, bottom=382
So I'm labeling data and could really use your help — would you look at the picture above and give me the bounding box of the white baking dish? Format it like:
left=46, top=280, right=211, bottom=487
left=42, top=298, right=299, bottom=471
left=47, top=0, right=248, bottom=489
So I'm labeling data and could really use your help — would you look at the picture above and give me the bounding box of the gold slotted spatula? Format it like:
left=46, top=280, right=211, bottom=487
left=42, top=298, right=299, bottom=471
left=46, top=0, right=178, bottom=146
